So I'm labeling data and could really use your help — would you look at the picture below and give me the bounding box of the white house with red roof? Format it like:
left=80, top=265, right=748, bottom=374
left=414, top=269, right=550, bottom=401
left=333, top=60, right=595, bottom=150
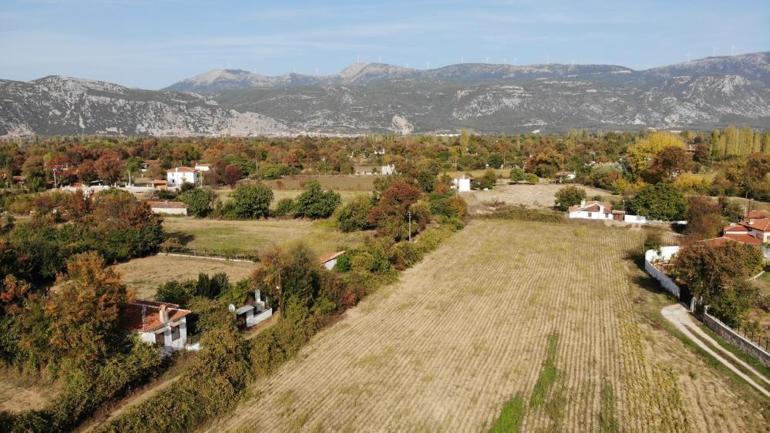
left=124, top=300, right=191, bottom=353
left=166, top=166, right=198, bottom=188
left=568, top=200, right=647, bottom=224
left=720, top=212, right=770, bottom=259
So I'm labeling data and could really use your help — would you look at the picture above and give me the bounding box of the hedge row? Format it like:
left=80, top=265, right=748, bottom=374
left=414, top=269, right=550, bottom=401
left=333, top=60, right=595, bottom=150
left=3, top=340, right=163, bottom=433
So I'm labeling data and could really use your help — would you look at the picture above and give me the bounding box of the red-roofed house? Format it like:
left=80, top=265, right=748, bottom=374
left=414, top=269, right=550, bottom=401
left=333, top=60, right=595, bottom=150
left=567, top=200, right=647, bottom=224
left=123, top=300, right=191, bottom=352
left=742, top=218, right=770, bottom=243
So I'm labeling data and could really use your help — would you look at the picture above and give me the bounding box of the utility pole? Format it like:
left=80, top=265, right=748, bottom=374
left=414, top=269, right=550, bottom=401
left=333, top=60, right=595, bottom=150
left=408, top=210, right=412, bottom=242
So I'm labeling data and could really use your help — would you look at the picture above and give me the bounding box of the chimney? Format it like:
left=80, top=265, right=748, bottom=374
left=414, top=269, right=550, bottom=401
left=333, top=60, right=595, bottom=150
left=159, top=304, right=169, bottom=323
left=580, top=199, right=586, bottom=207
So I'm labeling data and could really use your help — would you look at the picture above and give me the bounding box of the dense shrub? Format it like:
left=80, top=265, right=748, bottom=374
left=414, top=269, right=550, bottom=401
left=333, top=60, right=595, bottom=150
left=673, top=242, right=764, bottom=327
left=336, top=195, right=374, bottom=232
left=230, top=183, right=273, bottom=219
left=272, top=198, right=296, bottom=217
left=293, top=181, right=341, bottom=219
left=96, top=326, right=250, bottom=433
left=554, top=186, right=587, bottom=211
left=628, top=183, right=687, bottom=221
left=509, top=167, right=526, bottom=182
left=2, top=340, right=163, bottom=433
left=178, top=188, right=216, bottom=218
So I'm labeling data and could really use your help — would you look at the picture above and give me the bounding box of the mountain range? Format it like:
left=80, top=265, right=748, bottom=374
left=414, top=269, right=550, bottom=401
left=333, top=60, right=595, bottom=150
left=2, top=52, right=770, bottom=137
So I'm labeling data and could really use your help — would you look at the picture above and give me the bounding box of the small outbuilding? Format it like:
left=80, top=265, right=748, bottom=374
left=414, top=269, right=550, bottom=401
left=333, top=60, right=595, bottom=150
left=319, top=251, right=346, bottom=270
left=452, top=177, right=471, bottom=192
left=147, top=200, right=188, bottom=216
left=231, top=290, right=273, bottom=329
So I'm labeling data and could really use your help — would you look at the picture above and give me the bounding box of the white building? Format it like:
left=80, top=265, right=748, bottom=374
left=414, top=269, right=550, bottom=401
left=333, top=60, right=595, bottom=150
left=568, top=200, right=647, bottom=224
left=166, top=167, right=198, bottom=188
left=147, top=200, right=188, bottom=216
left=320, top=251, right=346, bottom=270
left=124, top=300, right=191, bottom=353
left=380, top=164, right=396, bottom=176
left=232, top=290, right=273, bottom=329
left=452, top=177, right=472, bottom=192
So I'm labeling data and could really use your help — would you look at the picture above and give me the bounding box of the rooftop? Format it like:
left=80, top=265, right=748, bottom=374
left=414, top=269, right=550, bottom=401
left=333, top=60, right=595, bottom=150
left=123, top=300, right=191, bottom=333
left=146, top=200, right=186, bottom=209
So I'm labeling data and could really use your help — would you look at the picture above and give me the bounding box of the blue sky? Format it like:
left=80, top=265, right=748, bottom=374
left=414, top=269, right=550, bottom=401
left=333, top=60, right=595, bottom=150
left=2, top=0, right=769, bottom=89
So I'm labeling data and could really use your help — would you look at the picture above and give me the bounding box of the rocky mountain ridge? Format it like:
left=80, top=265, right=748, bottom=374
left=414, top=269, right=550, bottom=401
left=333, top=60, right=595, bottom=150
left=2, top=52, right=769, bottom=136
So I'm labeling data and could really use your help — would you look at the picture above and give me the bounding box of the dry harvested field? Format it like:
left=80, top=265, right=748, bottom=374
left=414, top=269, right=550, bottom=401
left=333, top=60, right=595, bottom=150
left=164, top=217, right=369, bottom=257
left=113, top=255, right=257, bottom=299
left=202, top=219, right=768, bottom=433
left=0, top=369, right=57, bottom=414
left=463, top=183, right=617, bottom=210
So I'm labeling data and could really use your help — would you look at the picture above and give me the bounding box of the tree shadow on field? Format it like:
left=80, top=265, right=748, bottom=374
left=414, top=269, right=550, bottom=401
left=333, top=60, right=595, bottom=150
left=623, top=249, right=672, bottom=298
left=165, top=230, right=195, bottom=245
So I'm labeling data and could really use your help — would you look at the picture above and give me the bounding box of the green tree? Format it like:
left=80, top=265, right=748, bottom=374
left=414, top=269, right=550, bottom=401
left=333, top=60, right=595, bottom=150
left=273, top=198, right=296, bottom=217
left=685, top=196, right=724, bottom=239
left=629, top=183, right=687, bottom=221
left=509, top=167, right=526, bottom=182
left=293, top=181, right=341, bottom=219
left=124, top=157, right=143, bottom=186
left=673, top=242, right=763, bottom=327
left=179, top=188, right=216, bottom=218
left=554, top=186, right=587, bottom=211
left=336, top=195, right=374, bottom=232
left=231, top=183, right=273, bottom=219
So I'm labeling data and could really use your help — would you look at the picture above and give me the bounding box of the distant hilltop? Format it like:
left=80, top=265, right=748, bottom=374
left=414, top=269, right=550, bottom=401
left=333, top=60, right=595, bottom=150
left=2, top=52, right=770, bottom=136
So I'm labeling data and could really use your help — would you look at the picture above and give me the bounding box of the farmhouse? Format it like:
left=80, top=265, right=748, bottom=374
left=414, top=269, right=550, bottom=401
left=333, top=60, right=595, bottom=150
left=452, top=177, right=471, bottom=192
left=722, top=216, right=770, bottom=244
left=166, top=166, right=198, bottom=188
left=123, top=300, right=191, bottom=353
left=147, top=200, right=187, bottom=216
left=320, top=251, right=345, bottom=270
left=568, top=200, right=647, bottom=224
left=231, top=289, right=273, bottom=329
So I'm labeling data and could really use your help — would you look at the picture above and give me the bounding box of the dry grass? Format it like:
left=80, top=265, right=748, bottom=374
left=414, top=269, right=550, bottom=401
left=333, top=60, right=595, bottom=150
left=201, top=219, right=768, bottom=433
left=0, top=369, right=58, bottom=414
left=163, top=217, right=369, bottom=258
left=113, top=255, right=257, bottom=299
left=213, top=188, right=368, bottom=206
left=463, top=183, right=617, bottom=211
left=263, top=175, right=377, bottom=191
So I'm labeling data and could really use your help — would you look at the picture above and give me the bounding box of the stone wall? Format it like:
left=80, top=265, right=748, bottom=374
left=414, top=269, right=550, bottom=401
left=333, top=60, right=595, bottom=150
left=703, top=310, right=770, bottom=367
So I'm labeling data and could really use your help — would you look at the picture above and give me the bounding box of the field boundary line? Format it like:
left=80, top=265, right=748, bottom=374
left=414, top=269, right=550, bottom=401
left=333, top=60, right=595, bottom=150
left=162, top=252, right=256, bottom=263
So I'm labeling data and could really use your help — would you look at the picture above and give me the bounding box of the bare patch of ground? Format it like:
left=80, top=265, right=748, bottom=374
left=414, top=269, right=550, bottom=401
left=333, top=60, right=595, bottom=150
left=0, top=369, right=57, bottom=414
left=462, top=183, right=617, bottom=211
